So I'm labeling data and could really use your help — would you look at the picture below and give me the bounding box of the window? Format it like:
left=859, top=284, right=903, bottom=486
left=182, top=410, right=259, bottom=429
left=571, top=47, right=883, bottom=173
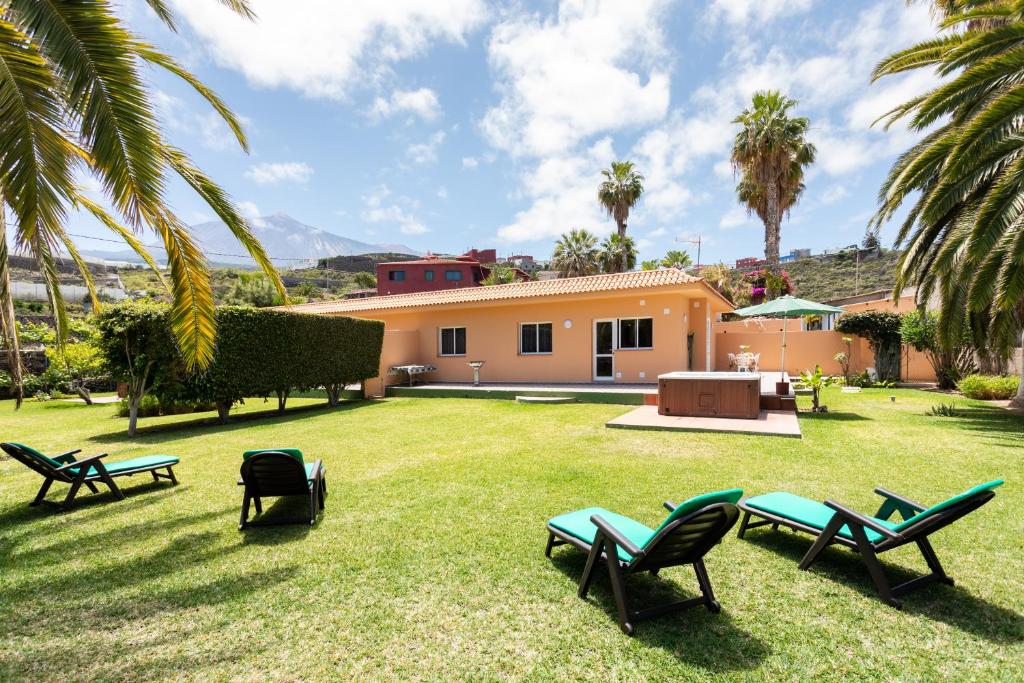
left=618, top=317, right=653, bottom=349
left=388, top=270, right=406, bottom=281
left=445, top=270, right=463, bottom=281
left=520, top=322, right=553, bottom=354
left=424, top=270, right=434, bottom=281
left=439, top=327, right=466, bottom=356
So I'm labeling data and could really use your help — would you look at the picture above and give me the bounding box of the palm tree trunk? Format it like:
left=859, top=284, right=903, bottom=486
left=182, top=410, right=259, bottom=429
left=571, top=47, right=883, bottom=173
left=617, top=219, right=627, bottom=273
left=1011, top=348, right=1024, bottom=410
left=765, top=182, right=781, bottom=275
left=0, top=196, right=24, bottom=407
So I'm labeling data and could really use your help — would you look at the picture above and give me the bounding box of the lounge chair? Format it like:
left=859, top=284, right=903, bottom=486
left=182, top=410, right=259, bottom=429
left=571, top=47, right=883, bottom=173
left=238, top=449, right=326, bottom=530
left=737, top=480, right=1003, bottom=607
left=545, top=489, right=742, bottom=634
left=1, top=441, right=179, bottom=510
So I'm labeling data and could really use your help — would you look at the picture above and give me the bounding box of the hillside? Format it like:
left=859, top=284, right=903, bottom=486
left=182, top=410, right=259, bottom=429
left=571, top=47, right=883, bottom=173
left=317, top=252, right=420, bottom=272
left=785, top=249, right=900, bottom=302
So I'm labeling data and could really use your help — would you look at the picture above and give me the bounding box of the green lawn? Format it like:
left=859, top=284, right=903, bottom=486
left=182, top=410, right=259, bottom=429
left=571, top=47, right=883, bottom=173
left=1, top=389, right=1021, bottom=680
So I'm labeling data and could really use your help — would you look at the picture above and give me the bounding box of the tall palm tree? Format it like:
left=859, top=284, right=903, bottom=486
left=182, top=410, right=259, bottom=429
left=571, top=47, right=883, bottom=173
left=0, top=0, right=283, bottom=405
left=731, top=91, right=816, bottom=279
left=871, top=0, right=1024, bottom=407
left=552, top=229, right=600, bottom=277
left=597, top=161, right=644, bottom=272
left=661, top=250, right=692, bottom=269
left=598, top=234, right=637, bottom=273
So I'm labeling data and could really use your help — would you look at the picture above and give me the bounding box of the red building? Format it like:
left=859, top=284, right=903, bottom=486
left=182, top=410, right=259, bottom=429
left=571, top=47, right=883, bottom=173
left=735, top=256, right=766, bottom=270
left=376, top=251, right=527, bottom=296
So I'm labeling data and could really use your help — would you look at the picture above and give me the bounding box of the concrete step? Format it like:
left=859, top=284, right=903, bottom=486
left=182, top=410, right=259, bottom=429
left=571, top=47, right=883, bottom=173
left=515, top=395, right=576, bottom=404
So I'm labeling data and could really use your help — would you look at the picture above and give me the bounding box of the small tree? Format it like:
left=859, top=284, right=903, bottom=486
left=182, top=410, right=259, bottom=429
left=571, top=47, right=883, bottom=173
left=95, top=302, right=181, bottom=436
left=833, top=336, right=853, bottom=383
left=46, top=342, right=105, bottom=404
left=353, top=271, right=377, bottom=289
left=798, top=365, right=839, bottom=412
left=836, top=311, right=902, bottom=382
left=480, top=264, right=517, bottom=286
left=900, top=310, right=975, bottom=390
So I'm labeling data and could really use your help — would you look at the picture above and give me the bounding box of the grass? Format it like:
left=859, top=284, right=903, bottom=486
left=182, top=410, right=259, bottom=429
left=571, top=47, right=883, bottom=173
left=0, top=388, right=1021, bottom=680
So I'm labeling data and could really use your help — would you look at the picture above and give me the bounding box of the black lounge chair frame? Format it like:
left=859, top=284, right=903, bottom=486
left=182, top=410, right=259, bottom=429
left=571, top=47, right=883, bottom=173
left=1, top=442, right=178, bottom=510
left=737, top=487, right=997, bottom=607
left=546, top=501, right=739, bottom=635
left=238, top=451, right=325, bottom=530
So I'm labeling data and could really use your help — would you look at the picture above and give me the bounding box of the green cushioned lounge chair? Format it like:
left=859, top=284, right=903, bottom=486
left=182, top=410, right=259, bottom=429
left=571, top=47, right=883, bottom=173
left=1, top=442, right=179, bottom=510
left=737, top=480, right=1003, bottom=607
left=545, top=489, right=742, bottom=635
left=238, top=449, right=326, bottom=530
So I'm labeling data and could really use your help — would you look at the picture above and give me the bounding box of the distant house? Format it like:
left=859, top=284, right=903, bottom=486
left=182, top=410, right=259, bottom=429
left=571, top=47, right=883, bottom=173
left=735, top=256, right=766, bottom=270
left=283, top=269, right=735, bottom=394
left=376, top=250, right=529, bottom=296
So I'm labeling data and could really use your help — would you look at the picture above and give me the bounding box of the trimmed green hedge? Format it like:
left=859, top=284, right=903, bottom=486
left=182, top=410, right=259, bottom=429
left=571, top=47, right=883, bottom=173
left=98, top=303, right=384, bottom=424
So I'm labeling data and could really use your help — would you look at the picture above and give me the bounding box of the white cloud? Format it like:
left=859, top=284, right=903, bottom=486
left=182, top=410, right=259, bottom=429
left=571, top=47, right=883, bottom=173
left=245, top=161, right=314, bottom=185
left=437, top=186, right=448, bottom=199
left=361, top=185, right=428, bottom=235
left=369, top=87, right=441, bottom=121
left=481, top=0, right=671, bottom=157
left=155, top=90, right=248, bottom=152
left=720, top=206, right=752, bottom=229
left=406, top=131, right=446, bottom=165
left=708, top=0, right=813, bottom=26
left=496, top=138, right=617, bottom=243
left=820, top=184, right=850, bottom=205
left=647, top=227, right=668, bottom=238
left=169, top=0, right=487, bottom=100
left=237, top=200, right=267, bottom=227
left=462, top=156, right=479, bottom=169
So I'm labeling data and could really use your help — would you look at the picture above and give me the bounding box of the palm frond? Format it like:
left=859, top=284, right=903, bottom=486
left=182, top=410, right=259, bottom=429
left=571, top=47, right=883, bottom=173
left=74, top=192, right=168, bottom=291
left=0, top=210, right=23, bottom=407
left=53, top=226, right=100, bottom=312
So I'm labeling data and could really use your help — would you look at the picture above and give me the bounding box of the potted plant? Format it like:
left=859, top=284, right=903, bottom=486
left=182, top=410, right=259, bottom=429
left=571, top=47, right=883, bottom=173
left=797, top=365, right=839, bottom=412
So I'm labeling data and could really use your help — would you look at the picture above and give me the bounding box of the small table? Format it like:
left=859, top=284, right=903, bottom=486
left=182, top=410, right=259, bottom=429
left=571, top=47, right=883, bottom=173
left=388, top=364, right=437, bottom=387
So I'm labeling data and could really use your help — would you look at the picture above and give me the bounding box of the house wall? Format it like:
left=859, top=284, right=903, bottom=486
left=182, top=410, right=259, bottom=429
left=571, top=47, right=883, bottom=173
left=376, top=262, right=482, bottom=296
left=336, top=288, right=729, bottom=387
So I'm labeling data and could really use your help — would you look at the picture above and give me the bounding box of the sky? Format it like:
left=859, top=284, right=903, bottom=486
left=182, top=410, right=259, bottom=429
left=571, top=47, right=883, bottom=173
left=76, top=0, right=942, bottom=266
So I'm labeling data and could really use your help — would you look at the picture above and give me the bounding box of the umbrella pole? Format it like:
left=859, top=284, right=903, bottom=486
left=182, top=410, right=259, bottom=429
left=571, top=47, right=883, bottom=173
left=780, top=316, right=788, bottom=380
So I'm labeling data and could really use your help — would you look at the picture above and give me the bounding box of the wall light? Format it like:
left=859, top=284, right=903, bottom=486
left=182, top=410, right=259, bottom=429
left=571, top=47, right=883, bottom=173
left=563, top=319, right=572, bottom=329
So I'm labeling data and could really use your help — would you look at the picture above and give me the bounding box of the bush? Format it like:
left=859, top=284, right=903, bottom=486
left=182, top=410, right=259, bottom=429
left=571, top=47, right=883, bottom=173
left=836, top=311, right=902, bottom=382
left=114, top=395, right=216, bottom=418
left=957, top=374, right=1020, bottom=400
left=927, top=403, right=959, bottom=417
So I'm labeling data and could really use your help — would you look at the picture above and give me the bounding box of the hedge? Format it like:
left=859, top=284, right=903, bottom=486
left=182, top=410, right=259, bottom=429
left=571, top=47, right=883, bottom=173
left=97, top=303, right=384, bottom=428
left=957, top=374, right=1020, bottom=400
left=835, top=310, right=902, bottom=382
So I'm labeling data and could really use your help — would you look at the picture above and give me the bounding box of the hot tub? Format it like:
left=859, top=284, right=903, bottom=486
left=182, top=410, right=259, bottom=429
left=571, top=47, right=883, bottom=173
left=657, top=372, right=760, bottom=419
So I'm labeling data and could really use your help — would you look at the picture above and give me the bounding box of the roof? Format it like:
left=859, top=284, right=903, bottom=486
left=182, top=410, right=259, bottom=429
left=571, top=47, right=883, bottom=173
left=379, top=258, right=476, bottom=266
left=280, top=269, right=733, bottom=315
left=825, top=287, right=916, bottom=307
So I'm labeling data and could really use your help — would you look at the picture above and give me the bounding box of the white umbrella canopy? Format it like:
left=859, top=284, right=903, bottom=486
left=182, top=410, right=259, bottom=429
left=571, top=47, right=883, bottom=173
left=732, top=295, right=845, bottom=373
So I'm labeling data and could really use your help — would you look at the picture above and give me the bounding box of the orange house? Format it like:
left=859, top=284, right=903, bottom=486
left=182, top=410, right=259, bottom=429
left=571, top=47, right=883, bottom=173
left=283, top=270, right=735, bottom=395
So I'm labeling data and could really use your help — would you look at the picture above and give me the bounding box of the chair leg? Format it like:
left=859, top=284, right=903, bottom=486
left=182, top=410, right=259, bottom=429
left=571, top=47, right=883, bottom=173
left=603, top=542, right=634, bottom=635
left=239, top=491, right=251, bottom=530
left=61, top=479, right=84, bottom=509
left=31, top=478, right=54, bottom=506
left=151, top=470, right=160, bottom=482
left=166, top=466, right=178, bottom=485
left=692, top=558, right=721, bottom=613
left=916, top=537, right=954, bottom=586
left=92, top=462, right=124, bottom=501
left=309, top=487, right=317, bottom=525
left=848, top=525, right=898, bottom=607
left=799, top=515, right=845, bottom=570
left=84, top=481, right=100, bottom=494
left=254, top=496, right=262, bottom=515
left=544, top=532, right=556, bottom=558
left=736, top=510, right=751, bottom=539
left=578, top=534, right=604, bottom=599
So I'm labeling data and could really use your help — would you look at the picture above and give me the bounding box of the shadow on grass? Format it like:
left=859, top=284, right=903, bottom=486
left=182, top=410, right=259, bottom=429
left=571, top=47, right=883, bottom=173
left=86, top=398, right=385, bottom=444
left=741, top=529, right=1023, bottom=644
left=946, top=406, right=1024, bottom=444
left=238, top=496, right=321, bottom=543
left=548, top=551, right=769, bottom=672
left=0, top=478, right=184, bottom=529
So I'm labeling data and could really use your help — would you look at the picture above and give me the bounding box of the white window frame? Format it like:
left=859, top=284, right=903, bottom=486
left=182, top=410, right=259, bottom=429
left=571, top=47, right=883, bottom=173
left=617, top=317, right=654, bottom=350
left=519, top=321, right=553, bottom=355
left=438, top=326, right=466, bottom=357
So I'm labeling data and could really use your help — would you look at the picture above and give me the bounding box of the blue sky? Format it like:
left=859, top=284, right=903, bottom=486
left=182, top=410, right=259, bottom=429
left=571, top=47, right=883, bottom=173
left=78, top=0, right=940, bottom=266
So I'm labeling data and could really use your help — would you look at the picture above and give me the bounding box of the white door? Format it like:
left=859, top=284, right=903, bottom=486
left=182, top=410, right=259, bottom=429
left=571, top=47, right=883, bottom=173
left=594, top=320, right=615, bottom=381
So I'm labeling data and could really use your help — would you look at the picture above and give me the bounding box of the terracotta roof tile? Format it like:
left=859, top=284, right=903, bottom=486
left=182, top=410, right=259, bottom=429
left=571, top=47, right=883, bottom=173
left=281, top=269, right=729, bottom=315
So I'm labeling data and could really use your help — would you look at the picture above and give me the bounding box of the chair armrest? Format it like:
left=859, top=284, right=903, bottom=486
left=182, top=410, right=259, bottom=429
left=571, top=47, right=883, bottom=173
left=54, top=453, right=109, bottom=472
left=590, top=514, right=644, bottom=559
left=873, top=487, right=925, bottom=521
left=310, top=460, right=323, bottom=480
left=663, top=501, right=677, bottom=512
left=53, top=449, right=82, bottom=463
left=824, top=500, right=902, bottom=541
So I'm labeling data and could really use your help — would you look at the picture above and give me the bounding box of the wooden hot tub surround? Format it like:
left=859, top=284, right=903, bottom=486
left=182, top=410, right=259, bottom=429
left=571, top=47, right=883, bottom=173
left=657, top=372, right=761, bottom=420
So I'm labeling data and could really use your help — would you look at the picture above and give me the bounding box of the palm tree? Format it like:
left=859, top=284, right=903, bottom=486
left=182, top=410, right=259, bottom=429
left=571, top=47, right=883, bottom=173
left=552, top=229, right=600, bottom=277
left=731, top=91, right=816, bottom=279
left=0, top=0, right=283, bottom=405
left=597, top=161, right=644, bottom=272
left=640, top=259, right=660, bottom=271
left=661, top=250, right=692, bottom=269
left=480, top=264, right=517, bottom=286
left=598, top=234, right=637, bottom=273
left=870, top=0, right=1024, bottom=407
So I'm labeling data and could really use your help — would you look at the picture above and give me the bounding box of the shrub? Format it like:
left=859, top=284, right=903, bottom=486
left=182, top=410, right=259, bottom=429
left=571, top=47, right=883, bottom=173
left=900, top=310, right=974, bottom=389
left=927, top=403, right=959, bottom=417
left=836, top=311, right=902, bottom=382
left=957, top=374, right=1020, bottom=400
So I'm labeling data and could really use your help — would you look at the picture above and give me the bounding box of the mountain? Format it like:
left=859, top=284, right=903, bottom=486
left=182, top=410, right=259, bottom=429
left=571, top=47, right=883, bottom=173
left=79, top=213, right=421, bottom=266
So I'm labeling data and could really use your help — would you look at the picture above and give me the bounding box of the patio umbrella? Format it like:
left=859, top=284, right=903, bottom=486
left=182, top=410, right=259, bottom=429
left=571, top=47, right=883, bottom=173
left=732, top=295, right=845, bottom=374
